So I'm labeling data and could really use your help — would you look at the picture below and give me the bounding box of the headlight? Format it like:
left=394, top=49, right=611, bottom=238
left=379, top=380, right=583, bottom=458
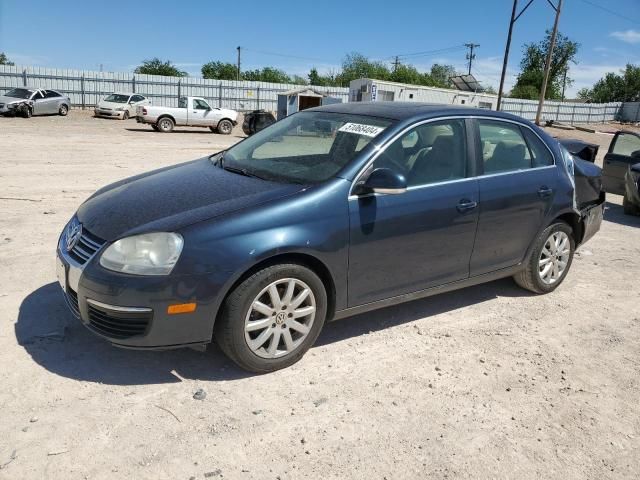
left=100, top=232, right=183, bottom=275
left=115, top=107, right=125, bottom=111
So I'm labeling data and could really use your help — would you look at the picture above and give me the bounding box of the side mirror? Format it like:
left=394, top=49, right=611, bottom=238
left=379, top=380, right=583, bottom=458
left=354, top=168, right=407, bottom=195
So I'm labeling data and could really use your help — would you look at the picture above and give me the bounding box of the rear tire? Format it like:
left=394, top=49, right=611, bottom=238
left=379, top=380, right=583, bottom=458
left=623, top=194, right=640, bottom=216
left=58, top=104, right=69, bottom=116
left=215, top=264, right=327, bottom=373
left=156, top=117, right=174, bottom=133
left=513, top=221, right=575, bottom=294
left=217, top=119, right=233, bottom=135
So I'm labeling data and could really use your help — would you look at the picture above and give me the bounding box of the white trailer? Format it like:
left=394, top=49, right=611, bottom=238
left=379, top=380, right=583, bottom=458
left=349, top=78, right=498, bottom=110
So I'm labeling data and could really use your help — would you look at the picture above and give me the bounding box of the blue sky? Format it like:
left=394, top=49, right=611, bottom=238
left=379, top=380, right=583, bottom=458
left=0, top=0, right=639, bottom=95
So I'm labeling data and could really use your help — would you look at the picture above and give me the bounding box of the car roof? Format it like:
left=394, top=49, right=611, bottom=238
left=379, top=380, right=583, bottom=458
left=306, top=101, right=527, bottom=123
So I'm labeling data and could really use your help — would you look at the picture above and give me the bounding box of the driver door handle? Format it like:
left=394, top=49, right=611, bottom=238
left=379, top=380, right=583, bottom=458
left=538, top=186, right=553, bottom=198
left=456, top=199, right=478, bottom=213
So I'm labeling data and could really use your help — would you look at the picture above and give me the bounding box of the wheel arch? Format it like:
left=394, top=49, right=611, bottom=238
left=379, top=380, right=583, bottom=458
left=521, top=209, right=583, bottom=270
left=553, top=211, right=584, bottom=245
left=156, top=114, right=175, bottom=124
left=216, top=117, right=235, bottom=128
left=212, top=252, right=337, bottom=334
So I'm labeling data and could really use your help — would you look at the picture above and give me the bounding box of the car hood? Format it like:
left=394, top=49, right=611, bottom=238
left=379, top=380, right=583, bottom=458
left=77, top=157, right=304, bottom=241
left=0, top=95, right=25, bottom=105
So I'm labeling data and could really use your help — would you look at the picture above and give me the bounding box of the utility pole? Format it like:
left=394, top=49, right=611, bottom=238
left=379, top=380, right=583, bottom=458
left=392, top=56, right=400, bottom=73
left=236, top=46, right=241, bottom=81
left=497, top=0, right=535, bottom=111
left=535, top=0, right=563, bottom=125
left=464, top=43, right=480, bottom=75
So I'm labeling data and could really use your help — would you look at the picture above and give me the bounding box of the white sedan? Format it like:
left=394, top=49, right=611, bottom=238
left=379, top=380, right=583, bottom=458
left=94, top=93, right=150, bottom=120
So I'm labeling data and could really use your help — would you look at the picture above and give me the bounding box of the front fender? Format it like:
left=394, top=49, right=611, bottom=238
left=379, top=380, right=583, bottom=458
left=176, top=178, right=352, bottom=327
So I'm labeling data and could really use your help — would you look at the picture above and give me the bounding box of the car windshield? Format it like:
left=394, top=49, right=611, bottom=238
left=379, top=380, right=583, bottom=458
left=5, top=88, right=34, bottom=99
left=221, top=111, right=393, bottom=184
left=104, top=94, right=129, bottom=103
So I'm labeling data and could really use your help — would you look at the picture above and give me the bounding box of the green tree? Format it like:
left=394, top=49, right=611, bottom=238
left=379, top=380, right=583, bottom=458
left=242, top=67, right=292, bottom=83
left=290, top=75, right=308, bottom=85
left=134, top=58, right=187, bottom=77
left=308, top=67, right=340, bottom=87
left=511, top=31, right=579, bottom=100
left=336, top=52, right=391, bottom=85
left=429, top=64, right=457, bottom=88
left=0, top=52, right=14, bottom=65
left=578, top=64, right=640, bottom=102
left=390, top=64, right=423, bottom=85
left=201, top=61, right=237, bottom=80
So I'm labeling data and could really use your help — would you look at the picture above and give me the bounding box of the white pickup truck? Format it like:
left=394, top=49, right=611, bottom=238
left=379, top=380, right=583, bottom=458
left=136, top=96, right=239, bottom=134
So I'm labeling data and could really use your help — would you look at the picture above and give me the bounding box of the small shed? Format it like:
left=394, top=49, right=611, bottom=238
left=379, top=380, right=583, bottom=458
left=277, top=87, right=342, bottom=120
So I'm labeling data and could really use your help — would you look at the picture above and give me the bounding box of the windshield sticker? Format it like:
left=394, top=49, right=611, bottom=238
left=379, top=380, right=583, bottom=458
left=338, top=122, right=385, bottom=138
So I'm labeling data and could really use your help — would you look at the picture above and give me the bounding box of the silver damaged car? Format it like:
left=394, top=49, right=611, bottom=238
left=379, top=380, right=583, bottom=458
left=0, top=87, right=71, bottom=117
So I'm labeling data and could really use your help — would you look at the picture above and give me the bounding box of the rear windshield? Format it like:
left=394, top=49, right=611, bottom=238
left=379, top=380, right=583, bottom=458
left=5, top=88, right=33, bottom=99
left=221, top=111, right=393, bottom=184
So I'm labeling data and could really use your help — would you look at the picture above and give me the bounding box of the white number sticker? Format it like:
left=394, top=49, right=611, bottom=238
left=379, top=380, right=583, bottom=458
left=338, top=122, right=385, bottom=138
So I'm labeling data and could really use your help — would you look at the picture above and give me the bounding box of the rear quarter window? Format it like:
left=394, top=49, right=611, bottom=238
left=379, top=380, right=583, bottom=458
left=521, top=127, right=554, bottom=167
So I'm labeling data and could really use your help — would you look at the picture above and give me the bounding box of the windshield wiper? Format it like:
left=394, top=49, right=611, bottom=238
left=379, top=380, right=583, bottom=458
left=222, top=164, right=266, bottom=180
left=212, top=152, right=265, bottom=180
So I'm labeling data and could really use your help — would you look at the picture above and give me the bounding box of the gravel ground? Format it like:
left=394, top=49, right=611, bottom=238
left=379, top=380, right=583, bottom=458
left=0, top=111, right=638, bottom=479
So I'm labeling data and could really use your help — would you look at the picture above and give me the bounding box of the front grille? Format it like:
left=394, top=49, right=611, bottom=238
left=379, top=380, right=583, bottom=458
left=87, top=304, right=151, bottom=339
left=68, top=228, right=105, bottom=265
left=64, top=288, right=80, bottom=318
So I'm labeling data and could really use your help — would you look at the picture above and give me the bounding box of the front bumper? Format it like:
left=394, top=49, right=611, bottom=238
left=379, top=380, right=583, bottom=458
left=56, top=231, right=217, bottom=349
left=94, top=108, right=126, bottom=118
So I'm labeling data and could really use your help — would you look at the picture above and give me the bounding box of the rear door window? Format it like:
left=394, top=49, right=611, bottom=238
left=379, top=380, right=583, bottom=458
left=44, top=90, right=61, bottom=98
left=478, top=120, right=532, bottom=174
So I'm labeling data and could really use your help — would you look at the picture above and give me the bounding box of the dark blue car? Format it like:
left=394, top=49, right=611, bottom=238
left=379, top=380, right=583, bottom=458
left=56, top=102, right=604, bottom=372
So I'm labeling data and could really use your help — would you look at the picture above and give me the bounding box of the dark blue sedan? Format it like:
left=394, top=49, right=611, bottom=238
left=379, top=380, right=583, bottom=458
left=56, top=102, right=604, bottom=372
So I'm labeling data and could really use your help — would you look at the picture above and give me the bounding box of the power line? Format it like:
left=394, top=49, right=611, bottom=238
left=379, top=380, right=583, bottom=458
left=242, top=47, right=333, bottom=64
left=392, top=45, right=467, bottom=60
left=578, top=0, right=640, bottom=25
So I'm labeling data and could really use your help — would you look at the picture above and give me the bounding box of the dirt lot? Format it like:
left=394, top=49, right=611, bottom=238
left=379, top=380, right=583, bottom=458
left=0, top=111, right=639, bottom=480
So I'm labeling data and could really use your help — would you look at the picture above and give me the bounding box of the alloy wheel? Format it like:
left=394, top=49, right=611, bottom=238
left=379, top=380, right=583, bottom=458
left=538, top=231, right=570, bottom=285
left=244, top=278, right=316, bottom=359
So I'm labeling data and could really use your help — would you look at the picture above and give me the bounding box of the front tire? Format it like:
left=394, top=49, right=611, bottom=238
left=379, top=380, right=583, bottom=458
left=122, top=110, right=129, bottom=120
left=156, top=117, right=174, bottom=133
left=215, top=264, right=327, bottom=373
left=19, top=105, right=32, bottom=118
left=513, top=221, right=575, bottom=294
left=216, top=119, right=233, bottom=135
left=59, top=104, right=69, bottom=116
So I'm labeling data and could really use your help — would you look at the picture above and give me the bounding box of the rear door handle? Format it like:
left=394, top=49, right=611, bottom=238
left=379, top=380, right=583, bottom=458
left=456, top=199, right=478, bottom=213
left=538, top=186, right=553, bottom=197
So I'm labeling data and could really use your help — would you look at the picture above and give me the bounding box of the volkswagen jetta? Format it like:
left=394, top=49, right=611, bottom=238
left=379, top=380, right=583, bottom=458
left=56, top=103, right=604, bottom=372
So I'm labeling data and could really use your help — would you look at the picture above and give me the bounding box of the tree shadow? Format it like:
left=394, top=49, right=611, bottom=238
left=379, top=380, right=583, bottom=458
left=16, top=275, right=531, bottom=386
left=604, top=201, right=640, bottom=227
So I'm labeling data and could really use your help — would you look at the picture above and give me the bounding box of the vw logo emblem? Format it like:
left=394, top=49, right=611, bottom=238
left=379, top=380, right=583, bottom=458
left=66, top=222, right=82, bottom=252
